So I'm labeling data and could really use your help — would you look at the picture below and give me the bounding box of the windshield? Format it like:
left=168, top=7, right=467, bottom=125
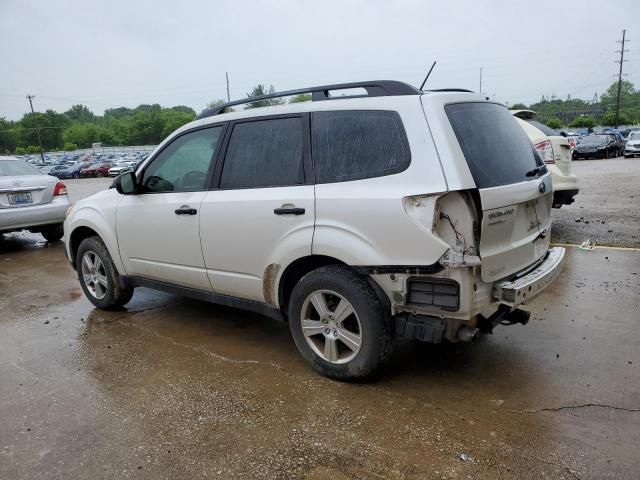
left=581, top=135, right=609, bottom=144
left=629, top=132, right=640, bottom=141
left=0, top=159, right=43, bottom=176
left=446, top=102, right=542, bottom=188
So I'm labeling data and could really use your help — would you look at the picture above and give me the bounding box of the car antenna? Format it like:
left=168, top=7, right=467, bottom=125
left=419, top=61, right=437, bottom=90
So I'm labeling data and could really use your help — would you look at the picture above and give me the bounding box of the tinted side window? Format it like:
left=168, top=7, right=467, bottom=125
left=312, top=111, right=410, bottom=183
left=142, top=126, right=223, bottom=192
left=220, top=117, right=304, bottom=189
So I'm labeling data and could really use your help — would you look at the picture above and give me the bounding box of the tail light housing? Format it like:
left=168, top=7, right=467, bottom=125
left=534, top=140, right=555, bottom=164
left=53, top=181, right=67, bottom=196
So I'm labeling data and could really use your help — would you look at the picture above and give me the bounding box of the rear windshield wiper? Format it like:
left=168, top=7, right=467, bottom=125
left=525, top=165, right=546, bottom=177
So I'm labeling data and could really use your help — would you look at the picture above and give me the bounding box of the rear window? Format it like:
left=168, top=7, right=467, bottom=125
left=312, top=111, right=410, bottom=183
left=0, top=159, right=42, bottom=176
left=445, top=103, right=542, bottom=188
left=524, top=119, right=558, bottom=136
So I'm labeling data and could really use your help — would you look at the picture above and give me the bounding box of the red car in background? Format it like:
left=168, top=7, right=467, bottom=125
left=79, top=162, right=113, bottom=178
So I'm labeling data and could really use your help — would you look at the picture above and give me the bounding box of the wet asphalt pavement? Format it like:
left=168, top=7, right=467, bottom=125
left=1, top=161, right=639, bottom=479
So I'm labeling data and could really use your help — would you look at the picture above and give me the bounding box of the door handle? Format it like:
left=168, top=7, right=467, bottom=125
left=175, top=205, right=198, bottom=215
left=274, top=207, right=305, bottom=215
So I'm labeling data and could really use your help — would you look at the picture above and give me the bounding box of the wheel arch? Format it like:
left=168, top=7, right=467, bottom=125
left=69, top=226, right=100, bottom=269
left=275, top=254, right=392, bottom=320
left=67, top=219, right=125, bottom=275
left=277, top=255, right=346, bottom=317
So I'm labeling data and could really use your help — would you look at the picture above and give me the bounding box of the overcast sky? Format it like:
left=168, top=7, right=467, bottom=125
left=1, top=0, right=638, bottom=120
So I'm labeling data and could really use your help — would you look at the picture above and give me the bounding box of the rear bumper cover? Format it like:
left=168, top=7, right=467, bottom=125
left=492, top=247, right=566, bottom=307
left=0, top=196, right=69, bottom=232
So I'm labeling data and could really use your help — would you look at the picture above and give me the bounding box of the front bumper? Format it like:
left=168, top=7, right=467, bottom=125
left=573, top=150, right=605, bottom=159
left=0, top=196, right=70, bottom=232
left=493, top=247, right=566, bottom=307
left=624, top=145, right=640, bottom=156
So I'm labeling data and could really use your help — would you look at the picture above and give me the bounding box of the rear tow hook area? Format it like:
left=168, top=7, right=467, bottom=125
left=478, top=304, right=531, bottom=334
left=395, top=314, right=481, bottom=344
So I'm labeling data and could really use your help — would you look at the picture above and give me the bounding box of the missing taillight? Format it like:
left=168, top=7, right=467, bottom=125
left=534, top=140, right=555, bottom=164
left=54, top=182, right=67, bottom=196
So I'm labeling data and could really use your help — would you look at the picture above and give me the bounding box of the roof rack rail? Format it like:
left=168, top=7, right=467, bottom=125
left=424, top=88, right=474, bottom=93
left=196, top=80, right=422, bottom=119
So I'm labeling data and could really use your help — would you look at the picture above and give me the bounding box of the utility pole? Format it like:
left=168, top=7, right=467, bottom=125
left=26, top=95, right=45, bottom=163
left=225, top=72, right=231, bottom=102
left=615, top=29, right=628, bottom=129
left=479, top=67, right=482, bottom=94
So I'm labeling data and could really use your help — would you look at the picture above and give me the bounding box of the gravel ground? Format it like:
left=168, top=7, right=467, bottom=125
left=550, top=157, right=640, bottom=247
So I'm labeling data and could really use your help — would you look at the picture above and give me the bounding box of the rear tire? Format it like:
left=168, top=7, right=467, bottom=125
left=76, top=236, right=134, bottom=309
left=288, top=265, right=394, bottom=381
left=41, top=224, right=64, bottom=242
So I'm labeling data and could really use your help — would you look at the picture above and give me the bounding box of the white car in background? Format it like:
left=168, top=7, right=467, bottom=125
left=624, top=131, right=640, bottom=158
left=107, top=161, right=138, bottom=177
left=0, top=156, right=69, bottom=242
left=512, top=110, right=579, bottom=208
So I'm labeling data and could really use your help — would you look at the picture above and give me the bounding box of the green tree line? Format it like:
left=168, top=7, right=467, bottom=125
left=512, top=81, right=640, bottom=129
left=0, top=103, right=197, bottom=154
left=0, top=83, right=314, bottom=154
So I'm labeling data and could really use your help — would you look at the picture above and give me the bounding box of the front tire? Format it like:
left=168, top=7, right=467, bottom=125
left=41, top=224, right=64, bottom=242
left=288, top=265, right=394, bottom=381
left=76, top=236, right=134, bottom=309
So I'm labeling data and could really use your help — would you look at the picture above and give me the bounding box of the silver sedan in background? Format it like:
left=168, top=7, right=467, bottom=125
left=0, top=156, right=70, bottom=242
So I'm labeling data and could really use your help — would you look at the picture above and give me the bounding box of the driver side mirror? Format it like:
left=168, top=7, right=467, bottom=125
left=114, top=171, right=137, bottom=195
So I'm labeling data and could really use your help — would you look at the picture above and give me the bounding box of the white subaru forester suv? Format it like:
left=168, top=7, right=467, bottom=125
left=64, top=81, right=565, bottom=380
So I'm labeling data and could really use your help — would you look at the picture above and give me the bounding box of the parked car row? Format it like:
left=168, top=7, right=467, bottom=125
left=17, top=151, right=149, bottom=179
left=572, top=132, right=626, bottom=160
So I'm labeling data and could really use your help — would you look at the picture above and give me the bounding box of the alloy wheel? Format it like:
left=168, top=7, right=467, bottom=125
left=300, top=290, right=362, bottom=364
left=81, top=251, right=108, bottom=299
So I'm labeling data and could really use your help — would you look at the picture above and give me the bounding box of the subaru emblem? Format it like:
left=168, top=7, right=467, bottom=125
left=538, top=181, right=546, bottom=193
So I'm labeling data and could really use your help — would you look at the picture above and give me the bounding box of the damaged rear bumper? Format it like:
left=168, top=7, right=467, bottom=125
left=492, top=247, right=566, bottom=307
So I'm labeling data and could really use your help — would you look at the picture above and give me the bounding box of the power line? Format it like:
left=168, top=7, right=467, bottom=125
left=615, top=29, right=629, bottom=128
left=25, top=95, right=45, bottom=163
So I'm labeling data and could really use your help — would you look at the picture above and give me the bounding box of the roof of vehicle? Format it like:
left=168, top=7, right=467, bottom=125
left=196, top=80, right=475, bottom=120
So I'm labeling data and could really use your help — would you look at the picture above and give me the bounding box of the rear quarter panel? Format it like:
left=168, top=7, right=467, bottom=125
left=312, top=97, right=451, bottom=267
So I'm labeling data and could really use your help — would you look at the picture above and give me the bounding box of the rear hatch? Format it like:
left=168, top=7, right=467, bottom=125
left=444, top=102, right=552, bottom=282
left=0, top=160, right=56, bottom=209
